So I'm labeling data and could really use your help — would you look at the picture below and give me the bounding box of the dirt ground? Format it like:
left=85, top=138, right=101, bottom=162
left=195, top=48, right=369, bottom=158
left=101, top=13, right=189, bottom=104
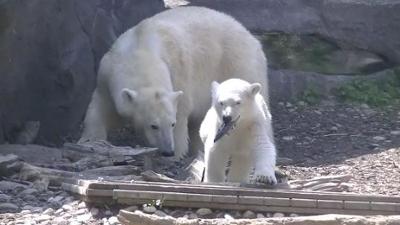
left=272, top=100, right=400, bottom=196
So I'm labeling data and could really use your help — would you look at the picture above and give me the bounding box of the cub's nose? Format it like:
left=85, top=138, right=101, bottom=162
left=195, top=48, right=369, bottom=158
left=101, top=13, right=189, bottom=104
left=161, top=151, right=175, bottom=157
left=222, top=116, right=232, bottom=124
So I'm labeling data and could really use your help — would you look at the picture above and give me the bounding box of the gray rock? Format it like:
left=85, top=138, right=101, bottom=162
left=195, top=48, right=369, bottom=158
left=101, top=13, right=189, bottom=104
left=43, top=208, right=55, bottom=215
left=142, top=205, right=157, bottom=214
left=187, top=213, right=198, bottom=219
left=90, top=207, right=99, bottom=217
left=154, top=210, right=168, bottom=217
left=0, top=202, right=19, bottom=212
left=190, top=0, right=400, bottom=64
left=76, top=213, right=91, bottom=222
left=273, top=212, right=285, bottom=218
left=62, top=204, right=73, bottom=211
left=69, top=221, right=82, bottom=225
left=196, top=208, right=212, bottom=217
left=22, top=194, right=37, bottom=202
left=108, top=216, right=119, bottom=225
left=35, top=214, right=52, bottom=223
left=390, top=130, right=400, bottom=135
left=0, top=154, right=22, bottom=177
left=0, top=0, right=164, bottom=145
left=373, top=136, right=386, bottom=141
left=105, top=210, right=113, bottom=216
left=242, top=210, right=256, bottom=219
left=0, top=193, right=11, bottom=202
left=0, top=181, right=27, bottom=192
left=256, top=213, right=265, bottom=218
left=19, top=188, right=39, bottom=196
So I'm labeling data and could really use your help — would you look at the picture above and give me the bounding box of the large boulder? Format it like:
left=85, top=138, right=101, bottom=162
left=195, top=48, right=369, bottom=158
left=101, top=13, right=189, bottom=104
left=189, top=0, right=400, bottom=64
left=0, top=0, right=164, bottom=145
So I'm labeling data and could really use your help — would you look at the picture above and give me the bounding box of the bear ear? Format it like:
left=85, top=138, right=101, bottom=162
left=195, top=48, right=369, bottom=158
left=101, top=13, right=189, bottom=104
left=211, top=81, right=219, bottom=97
left=249, top=83, right=261, bottom=97
left=170, top=90, right=183, bottom=101
left=121, top=88, right=138, bottom=103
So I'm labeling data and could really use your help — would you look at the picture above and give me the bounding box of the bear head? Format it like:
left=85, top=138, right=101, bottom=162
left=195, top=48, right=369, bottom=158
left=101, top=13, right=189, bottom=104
left=212, top=78, right=261, bottom=123
left=119, top=87, right=183, bottom=157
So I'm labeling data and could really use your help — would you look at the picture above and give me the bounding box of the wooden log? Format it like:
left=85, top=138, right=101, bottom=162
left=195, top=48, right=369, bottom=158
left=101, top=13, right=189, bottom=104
left=140, top=170, right=179, bottom=183
left=72, top=180, right=400, bottom=203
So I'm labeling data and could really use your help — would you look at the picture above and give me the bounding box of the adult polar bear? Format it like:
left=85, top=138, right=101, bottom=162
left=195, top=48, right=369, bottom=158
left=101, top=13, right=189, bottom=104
left=80, top=6, right=269, bottom=159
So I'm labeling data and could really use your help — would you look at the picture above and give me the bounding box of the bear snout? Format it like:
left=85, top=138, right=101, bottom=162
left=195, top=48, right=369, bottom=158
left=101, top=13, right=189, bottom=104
left=161, top=150, right=175, bottom=157
left=223, top=115, right=232, bottom=124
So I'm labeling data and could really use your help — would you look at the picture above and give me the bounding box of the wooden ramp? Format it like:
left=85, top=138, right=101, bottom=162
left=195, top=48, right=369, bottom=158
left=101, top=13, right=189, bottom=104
left=62, top=179, right=400, bottom=216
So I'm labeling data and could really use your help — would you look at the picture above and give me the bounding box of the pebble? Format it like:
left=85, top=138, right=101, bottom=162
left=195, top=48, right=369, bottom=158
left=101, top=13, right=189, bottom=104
left=196, top=208, right=212, bottom=217
left=105, top=210, right=113, bottom=216
left=108, top=216, right=119, bottom=225
left=390, top=130, right=400, bottom=135
left=154, top=210, right=167, bottom=217
left=62, top=204, right=73, bottom=211
left=22, top=194, right=36, bottom=201
left=0, top=193, right=11, bottom=202
left=77, top=201, right=86, bottom=209
left=290, top=213, right=299, bottom=217
left=69, top=221, right=82, bottom=225
left=187, top=213, right=198, bottom=219
left=0, top=181, right=27, bottom=192
left=42, top=208, right=54, bottom=215
left=242, top=210, right=256, bottom=219
left=90, top=207, right=99, bottom=216
left=19, top=188, right=38, bottom=196
left=0, top=202, right=19, bottom=212
left=142, top=205, right=157, bottom=214
left=55, top=208, right=64, bottom=215
left=273, top=212, right=285, bottom=218
left=373, top=136, right=386, bottom=141
left=282, top=136, right=295, bottom=141
left=76, top=213, right=91, bottom=222
left=35, top=215, right=51, bottom=223
left=224, top=213, right=234, bottom=220
left=256, top=213, right=265, bottom=218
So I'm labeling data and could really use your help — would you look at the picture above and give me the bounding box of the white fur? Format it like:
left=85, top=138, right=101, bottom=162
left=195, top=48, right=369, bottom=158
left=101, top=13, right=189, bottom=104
left=200, top=79, right=276, bottom=184
left=80, top=6, right=268, bottom=159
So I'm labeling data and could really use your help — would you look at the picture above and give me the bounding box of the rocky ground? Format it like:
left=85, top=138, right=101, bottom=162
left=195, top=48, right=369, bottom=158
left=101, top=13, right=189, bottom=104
left=1, top=100, right=399, bottom=224
left=274, top=100, right=400, bottom=196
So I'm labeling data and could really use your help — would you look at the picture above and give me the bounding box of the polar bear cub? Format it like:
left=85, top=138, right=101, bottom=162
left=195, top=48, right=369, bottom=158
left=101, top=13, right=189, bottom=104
left=200, top=79, right=277, bottom=185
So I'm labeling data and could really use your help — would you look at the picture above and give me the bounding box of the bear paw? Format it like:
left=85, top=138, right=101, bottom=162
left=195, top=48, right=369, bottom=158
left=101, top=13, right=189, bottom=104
left=251, top=169, right=277, bottom=186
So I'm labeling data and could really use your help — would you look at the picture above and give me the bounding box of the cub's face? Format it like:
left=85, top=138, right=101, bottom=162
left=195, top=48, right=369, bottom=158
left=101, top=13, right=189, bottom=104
left=212, top=79, right=261, bottom=123
left=120, top=88, right=182, bottom=157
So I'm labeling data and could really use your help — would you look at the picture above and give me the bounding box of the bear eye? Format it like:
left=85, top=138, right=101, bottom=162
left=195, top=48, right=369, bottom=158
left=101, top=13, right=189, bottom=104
left=151, top=125, right=159, bottom=130
left=236, top=101, right=241, bottom=105
left=219, top=101, right=224, bottom=106
left=171, top=123, right=176, bottom=127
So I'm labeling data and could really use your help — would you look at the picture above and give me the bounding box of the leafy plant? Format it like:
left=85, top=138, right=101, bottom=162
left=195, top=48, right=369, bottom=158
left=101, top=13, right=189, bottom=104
left=336, top=77, right=400, bottom=106
left=299, top=86, right=321, bottom=105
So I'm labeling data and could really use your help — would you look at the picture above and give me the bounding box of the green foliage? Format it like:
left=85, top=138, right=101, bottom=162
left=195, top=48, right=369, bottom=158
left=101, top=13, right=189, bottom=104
left=260, top=33, right=339, bottom=74
left=336, top=73, right=400, bottom=106
left=299, top=86, right=321, bottom=105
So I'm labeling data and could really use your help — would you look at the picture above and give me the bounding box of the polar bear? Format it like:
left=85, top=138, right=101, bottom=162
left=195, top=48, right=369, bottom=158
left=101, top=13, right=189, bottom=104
left=79, top=6, right=268, bottom=159
left=200, top=79, right=277, bottom=184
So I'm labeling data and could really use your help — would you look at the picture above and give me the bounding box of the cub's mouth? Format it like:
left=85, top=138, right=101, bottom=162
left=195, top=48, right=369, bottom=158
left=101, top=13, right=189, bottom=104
left=214, top=116, right=240, bottom=143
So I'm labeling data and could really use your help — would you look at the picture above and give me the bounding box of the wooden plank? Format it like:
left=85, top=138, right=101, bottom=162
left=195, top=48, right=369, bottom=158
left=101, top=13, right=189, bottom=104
left=115, top=198, right=398, bottom=216
left=61, top=182, right=87, bottom=195
left=86, top=189, right=113, bottom=197
left=317, top=200, right=344, bottom=209
left=290, top=199, right=317, bottom=208
left=370, top=202, right=400, bottom=212
left=62, top=179, right=400, bottom=216
left=79, top=180, right=400, bottom=203
left=344, top=201, right=370, bottom=211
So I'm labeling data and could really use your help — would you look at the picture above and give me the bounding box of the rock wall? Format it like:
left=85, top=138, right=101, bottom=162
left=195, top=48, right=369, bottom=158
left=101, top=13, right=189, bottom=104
left=1, top=0, right=399, bottom=145
left=0, top=0, right=164, bottom=145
